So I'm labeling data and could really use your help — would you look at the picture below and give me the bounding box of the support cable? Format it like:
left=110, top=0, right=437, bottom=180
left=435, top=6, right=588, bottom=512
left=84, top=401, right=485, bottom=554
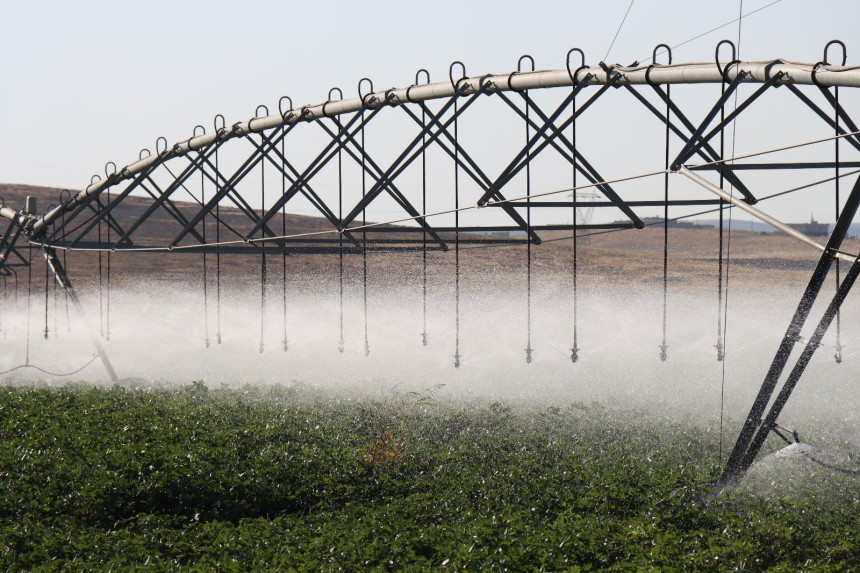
left=719, top=3, right=743, bottom=465
left=106, top=187, right=111, bottom=341
left=451, top=64, right=464, bottom=368
left=419, top=71, right=429, bottom=347
left=282, top=126, right=289, bottom=353
left=521, top=55, right=535, bottom=365
left=568, top=50, right=585, bottom=363
left=259, top=128, right=267, bottom=354
left=828, top=41, right=848, bottom=364
left=97, top=194, right=104, bottom=338
left=649, top=46, right=673, bottom=362
left=214, top=115, right=224, bottom=344
left=51, top=218, right=57, bottom=338
left=359, top=79, right=372, bottom=357
left=603, top=0, right=636, bottom=63
left=572, top=86, right=580, bottom=364
left=25, top=245, right=32, bottom=366
left=61, top=192, right=70, bottom=333
left=201, top=153, right=210, bottom=348
left=43, top=245, right=49, bottom=339
left=715, top=41, right=735, bottom=364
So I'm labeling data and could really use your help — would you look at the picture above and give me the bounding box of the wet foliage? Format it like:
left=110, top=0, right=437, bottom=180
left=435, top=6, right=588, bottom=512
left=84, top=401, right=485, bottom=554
left=0, top=383, right=858, bottom=570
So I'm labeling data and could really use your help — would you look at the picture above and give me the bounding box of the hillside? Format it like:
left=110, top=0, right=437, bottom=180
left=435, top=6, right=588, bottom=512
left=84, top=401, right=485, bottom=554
left=1, top=182, right=850, bottom=291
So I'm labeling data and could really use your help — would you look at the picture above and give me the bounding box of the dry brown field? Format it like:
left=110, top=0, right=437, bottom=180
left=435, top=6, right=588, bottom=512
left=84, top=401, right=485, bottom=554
left=2, top=182, right=853, bottom=293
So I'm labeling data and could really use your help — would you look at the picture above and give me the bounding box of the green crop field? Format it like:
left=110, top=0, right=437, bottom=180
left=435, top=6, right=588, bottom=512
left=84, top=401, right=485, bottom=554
left=0, top=383, right=858, bottom=571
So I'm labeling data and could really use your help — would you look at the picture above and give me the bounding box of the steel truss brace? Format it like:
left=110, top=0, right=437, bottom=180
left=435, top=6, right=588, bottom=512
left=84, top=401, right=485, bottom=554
left=229, top=132, right=364, bottom=248
left=399, top=99, right=543, bottom=243
left=339, top=87, right=475, bottom=226
left=335, top=87, right=539, bottom=244
left=0, top=215, right=27, bottom=267
left=237, top=98, right=386, bottom=241
left=166, top=120, right=306, bottom=248
left=711, top=171, right=860, bottom=491
left=65, top=139, right=226, bottom=249
left=784, top=84, right=860, bottom=154
left=624, top=84, right=756, bottom=203
left=42, top=246, right=119, bottom=384
left=670, top=71, right=786, bottom=176
left=490, top=86, right=645, bottom=228
left=58, top=141, right=219, bottom=247
left=310, top=116, right=448, bottom=249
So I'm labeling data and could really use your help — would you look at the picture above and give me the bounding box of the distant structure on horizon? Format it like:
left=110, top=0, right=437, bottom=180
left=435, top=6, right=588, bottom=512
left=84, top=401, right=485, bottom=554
left=789, top=216, right=829, bottom=237
left=639, top=216, right=701, bottom=229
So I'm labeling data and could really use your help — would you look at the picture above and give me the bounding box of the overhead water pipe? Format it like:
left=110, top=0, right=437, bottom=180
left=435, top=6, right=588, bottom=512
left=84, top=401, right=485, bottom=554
left=31, top=60, right=860, bottom=237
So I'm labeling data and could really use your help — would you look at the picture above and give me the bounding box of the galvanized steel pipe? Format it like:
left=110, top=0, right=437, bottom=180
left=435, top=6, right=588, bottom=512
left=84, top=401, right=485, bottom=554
left=34, top=60, right=860, bottom=235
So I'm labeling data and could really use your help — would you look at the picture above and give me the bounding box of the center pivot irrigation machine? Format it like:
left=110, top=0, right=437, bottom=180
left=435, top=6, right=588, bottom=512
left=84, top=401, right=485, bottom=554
left=3, top=40, right=860, bottom=491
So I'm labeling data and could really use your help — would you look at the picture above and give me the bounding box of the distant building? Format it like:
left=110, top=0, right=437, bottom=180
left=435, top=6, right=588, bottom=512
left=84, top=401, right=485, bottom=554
left=791, top=216, right=829, bottom=237
left=636, top=217, right=701, bottom=229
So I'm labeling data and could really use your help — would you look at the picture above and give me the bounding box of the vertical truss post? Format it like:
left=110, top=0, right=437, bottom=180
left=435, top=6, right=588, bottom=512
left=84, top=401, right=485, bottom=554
left=42, top=247, right=119, bottom=384
left=717, top=173, right=860, bottom=490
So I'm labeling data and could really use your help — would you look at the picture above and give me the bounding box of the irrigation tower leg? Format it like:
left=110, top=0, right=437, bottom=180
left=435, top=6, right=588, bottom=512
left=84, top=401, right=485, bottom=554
left=42, top=247, right=119, bottom=384
left=716, top=174, right=860, bottom=491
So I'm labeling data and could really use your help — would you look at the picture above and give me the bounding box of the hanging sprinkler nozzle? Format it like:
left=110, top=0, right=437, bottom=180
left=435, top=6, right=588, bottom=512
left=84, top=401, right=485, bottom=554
left=715, top=339, right=724, bottom=362
left=421, top=331, right=428, bottom=347
left=453, top=352, right=461, bottom=369
left=835, top=342, right=844, bottom=364
left=525, top=343, right=533, bottom=364
left=570, top=343, right=579, bottom=363
left=283, top=337, right=289, bottom=352
left=659, top=342, right=669, bottom=362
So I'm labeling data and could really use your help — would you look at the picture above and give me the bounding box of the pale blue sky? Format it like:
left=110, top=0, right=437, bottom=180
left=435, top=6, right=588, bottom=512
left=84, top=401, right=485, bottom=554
left=2, top=0, right=859, bottom=223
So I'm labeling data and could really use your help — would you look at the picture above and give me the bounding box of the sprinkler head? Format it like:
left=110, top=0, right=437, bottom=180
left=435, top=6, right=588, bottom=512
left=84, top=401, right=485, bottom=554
left=282, top=337, right=288, bottom=352
left=258, top=342, right=264, bottom=354
left=570, top=345, right=579, bottom=363
left=421, top=331, right=427, bottom=346
left=714, top=340, right=724, bottom=362
left=204, top=337, right=210, bottom=349
left=659, top=343, right=668, bottom=362
left=454, top=352, right=461, bottom=368
left=525, top=344, right=533, bottom=364
left=338, top=339, right=344, bottom=353
left=835, top=343, right=844, bottom=364
left=216, top=332, right=222, bottom=345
